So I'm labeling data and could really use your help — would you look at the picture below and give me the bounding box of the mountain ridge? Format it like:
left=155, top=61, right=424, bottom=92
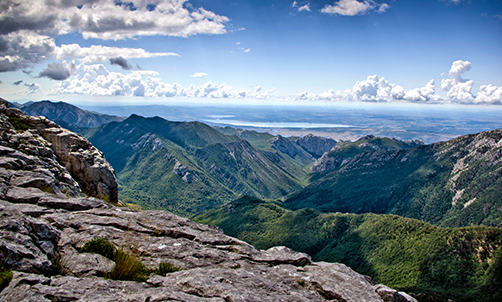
left=0, top=98, right=418, bottom=302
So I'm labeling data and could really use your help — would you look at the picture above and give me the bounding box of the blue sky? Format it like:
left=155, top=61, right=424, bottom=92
left=1, top=0, right=501, bottom=105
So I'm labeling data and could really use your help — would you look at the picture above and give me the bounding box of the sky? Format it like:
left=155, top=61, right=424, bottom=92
left=0, top=0, right=502, bottom=106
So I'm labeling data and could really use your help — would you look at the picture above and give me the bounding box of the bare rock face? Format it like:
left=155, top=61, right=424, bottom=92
left=0, top=192, right=417, bottom=302
left=174, top=159, right=198, bottom=183
left=296, top=134, right=338, bottom=158
left=0, top=99, right=118, bottom=203
left=271, top=135, right=311, bottom=159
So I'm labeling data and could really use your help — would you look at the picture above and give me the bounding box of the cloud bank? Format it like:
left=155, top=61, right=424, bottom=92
left=0, top=0, right=227, bottom=72
left=52, top=63, right=276, bottom=99
left=296, top=60, right=502, bottom=105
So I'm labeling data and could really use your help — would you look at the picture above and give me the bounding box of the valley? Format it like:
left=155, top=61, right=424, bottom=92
left=12, top=99, right=502, bottom=302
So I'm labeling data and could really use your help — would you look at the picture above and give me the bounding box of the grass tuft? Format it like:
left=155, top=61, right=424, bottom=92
left=52, top=250, right=73, bottom=276
left=80, top=237, right=151, bottom=282
left=0, top=261, right=13, bottom=292
left=80, top=237, right=116, bottom=260
left=106, top=249, right=150, bottom=282
left=154, top=261, right=182, bottom=276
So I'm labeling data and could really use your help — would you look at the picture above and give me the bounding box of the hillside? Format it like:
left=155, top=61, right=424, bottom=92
left=285, top=129, right=502, bottom=227
left=1, top=99, right=415, bottom=302
left=195, top=197, right=502, bottom=302
left=311, top=134, right=423, bottom=173
left=87, top=115, right=309, bottom=215
left=19, top=100, right=124, bottom=132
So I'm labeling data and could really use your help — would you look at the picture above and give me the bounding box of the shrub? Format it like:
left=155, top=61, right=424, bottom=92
left=154, top=261, right=182, bottom=276
left=8, top=116, right=33, bottom=132
left=0, top=261, right=13, bottom=292
left=106, top=249, right=150, bottom=282
left=80, top=237, right=116, bottom=260
left=80, top=237, right=151, bottom=282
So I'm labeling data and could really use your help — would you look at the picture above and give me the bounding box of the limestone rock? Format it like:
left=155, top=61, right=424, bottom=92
left=174, top=159, right=198, bottom=183
left=296, top=133, right=338, bottom=158
left=271, top=135, right=311, bottom=159
left=0, top=99, right=118, bottom=203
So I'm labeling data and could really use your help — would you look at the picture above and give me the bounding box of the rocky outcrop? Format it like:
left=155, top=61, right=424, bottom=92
left=296, top=133, right=337, bottom=158
left=0, top=99, right=118, bottom=203
left=311, top=151, right=349, bottom=173
left=173, top=159, right=198, bottom=183
left=131, top=133, right=164, bottom=151
left=271, top=135, right=311, bottom=159
left=311, top=135, right=423, bottom=173
left=0, top=190, right=416, bottom=302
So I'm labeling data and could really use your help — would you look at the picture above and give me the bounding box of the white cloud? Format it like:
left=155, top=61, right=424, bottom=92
left=296, top=60, right=502, bottom=105
left=441, top=60, right=475, bottom=103
left=292, top=1, right=311, bottom=12
left=190, top=72, right=208, bottom=78
left=0, top=0, right=227, bottom=72
left=298, top=4, right=311, bottom=12
left=296, top=76, right=441, bottom=103
left=25, top=82, right=41, bottom=94
left=321, top=0, right=389, bottom=16
left=0, top=31, right=56, bottom=72
left=54, top=44, right=179, bottom=63
left=0, top=0, right=229, bottom=40
left=51, top=63, right=276, bottom=99
left=476, top=85, right=502, bottom=105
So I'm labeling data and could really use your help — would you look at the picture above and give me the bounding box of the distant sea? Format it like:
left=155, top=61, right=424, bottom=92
left=80, top=102, right=502, bottom=144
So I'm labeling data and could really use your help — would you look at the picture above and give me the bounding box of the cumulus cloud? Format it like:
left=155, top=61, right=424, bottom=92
left=24, top=82, right=41, bottom=94
left=109, top=56, right=133, bottom=70
left=51, top=63, right=276, bottom=99
left=292, top=2, right=311, bottom=12
left=0, top=31, right=56, bottom=72
left=1, top=0, right=229, bottom=40
left=13, top=80, right=23, bottom=85
left=296, top=60, right=502, bottom=105
left=321, top=0, right=389, bottom=16
left=476, top=85, right=502, bottom=105
left=38, top=61, right=75, bottom=80
left=441, top=60, right=475, bottom=103
left=190, top=72, right=208, bottom=78
left=0, top=0, right=227, bottom=72
left=296, top=75, right=440, bottom=103
left=54, top=44, right=179, bottom=63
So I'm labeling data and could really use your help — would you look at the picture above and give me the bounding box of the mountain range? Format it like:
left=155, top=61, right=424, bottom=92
left=10, top=99, right=502, bottom=301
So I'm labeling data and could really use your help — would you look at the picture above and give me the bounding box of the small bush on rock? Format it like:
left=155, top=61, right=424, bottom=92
left=106, top=249, right=150, bottom=282
left=0, top=261, right=13, bottom=292
left=80, top=237, right=116, bottom=260
left=80, top=237, right=151, bottom=282
left=154, top=261, right=182, bottom=276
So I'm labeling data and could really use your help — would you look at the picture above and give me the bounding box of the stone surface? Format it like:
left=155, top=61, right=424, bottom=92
left=272, top=135, right=311, bottom=160
left=0, top=99, right=118, bottom=203
left=0, top=191, right=417, bottom=301
left=296, top=133, right=338, bottom=158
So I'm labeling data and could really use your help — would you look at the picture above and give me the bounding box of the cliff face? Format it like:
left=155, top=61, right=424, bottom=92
left=296, top=133, right=338, bottom=158
left=0, top=99, right=416, bottom=301
left=0, top=99, right=118, bottom=203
